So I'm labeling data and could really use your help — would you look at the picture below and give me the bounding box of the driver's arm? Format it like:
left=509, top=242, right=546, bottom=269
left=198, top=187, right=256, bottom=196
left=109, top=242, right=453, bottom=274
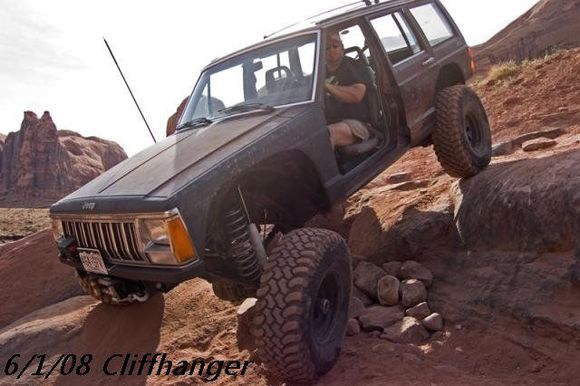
left=325, top=83, right=366, bottom=104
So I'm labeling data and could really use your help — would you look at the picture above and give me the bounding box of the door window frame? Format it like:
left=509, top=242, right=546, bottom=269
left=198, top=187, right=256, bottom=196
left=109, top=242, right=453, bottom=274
left=364, top=8, right=427, bottom=68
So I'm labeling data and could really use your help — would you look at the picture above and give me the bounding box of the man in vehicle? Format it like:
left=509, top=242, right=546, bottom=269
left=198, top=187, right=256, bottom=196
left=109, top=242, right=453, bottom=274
left=325, top=31, right=372, bottom=149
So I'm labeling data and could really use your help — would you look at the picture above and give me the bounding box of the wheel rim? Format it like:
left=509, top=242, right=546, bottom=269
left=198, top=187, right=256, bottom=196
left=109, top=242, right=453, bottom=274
left=311, top=271, right=340, bottom=345
left=465, top=111, right=482, bottom=150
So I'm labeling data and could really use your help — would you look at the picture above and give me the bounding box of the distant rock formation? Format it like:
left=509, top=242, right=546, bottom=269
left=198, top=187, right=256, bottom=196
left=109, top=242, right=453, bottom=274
left=166, top=97, right=188, bottom=136
left=0, top=111, right=127, bottom=207
left=166, top=96, right=225, bottom=136
left=473, top=0, right=580, bottom=70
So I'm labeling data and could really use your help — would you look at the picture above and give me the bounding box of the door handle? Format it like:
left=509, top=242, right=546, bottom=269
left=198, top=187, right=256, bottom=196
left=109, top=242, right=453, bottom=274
left=422, top=57, right=435, bottom=66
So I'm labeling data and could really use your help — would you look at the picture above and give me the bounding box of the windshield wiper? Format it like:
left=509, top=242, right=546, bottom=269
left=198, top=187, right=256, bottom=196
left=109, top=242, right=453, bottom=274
left=176, top=117, right=213, bottom=131
left=215, top=102, right=275, bottom=116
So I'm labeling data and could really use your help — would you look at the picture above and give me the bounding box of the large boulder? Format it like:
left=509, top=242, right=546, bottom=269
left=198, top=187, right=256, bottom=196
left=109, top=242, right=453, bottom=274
left=348, top=186, right=454, bottom=263
left=0, top=230, right=83, bottom=329
left=453, top=150, right=580, bottom=252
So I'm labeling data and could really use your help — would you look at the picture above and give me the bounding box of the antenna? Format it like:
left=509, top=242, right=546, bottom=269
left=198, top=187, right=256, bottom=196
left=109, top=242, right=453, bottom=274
left=103, top=38, right=157, bottom=143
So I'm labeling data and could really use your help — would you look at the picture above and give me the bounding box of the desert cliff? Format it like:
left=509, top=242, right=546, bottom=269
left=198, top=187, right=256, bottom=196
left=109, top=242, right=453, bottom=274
left=473, top=0, right=580, bottom=70
left=0, top=111, right=127, bottom=207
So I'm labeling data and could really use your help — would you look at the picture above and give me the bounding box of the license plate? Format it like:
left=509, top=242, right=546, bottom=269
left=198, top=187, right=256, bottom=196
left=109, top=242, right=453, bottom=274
left=79, top=248, right=108, bottom=275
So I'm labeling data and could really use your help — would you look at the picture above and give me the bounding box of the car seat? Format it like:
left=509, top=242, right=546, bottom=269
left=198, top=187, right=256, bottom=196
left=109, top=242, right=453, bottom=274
left=338, top=46, right=384, bottom=157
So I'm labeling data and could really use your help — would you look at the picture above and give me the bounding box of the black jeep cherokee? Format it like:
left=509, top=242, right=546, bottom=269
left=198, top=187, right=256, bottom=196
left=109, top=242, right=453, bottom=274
left=50, top=0, right=490, bottom=382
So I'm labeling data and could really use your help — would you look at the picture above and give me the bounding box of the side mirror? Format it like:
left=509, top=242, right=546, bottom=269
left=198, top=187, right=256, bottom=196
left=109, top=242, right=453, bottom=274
left=252, top=61, right=263, bottom=72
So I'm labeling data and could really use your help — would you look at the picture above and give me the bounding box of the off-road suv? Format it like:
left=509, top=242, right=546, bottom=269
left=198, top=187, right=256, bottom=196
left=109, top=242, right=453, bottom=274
left=50, top=0, right=490, bottom=382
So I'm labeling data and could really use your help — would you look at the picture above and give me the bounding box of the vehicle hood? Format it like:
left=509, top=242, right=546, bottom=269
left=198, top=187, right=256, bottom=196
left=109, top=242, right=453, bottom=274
left=58, top=107, right=301, bottom=202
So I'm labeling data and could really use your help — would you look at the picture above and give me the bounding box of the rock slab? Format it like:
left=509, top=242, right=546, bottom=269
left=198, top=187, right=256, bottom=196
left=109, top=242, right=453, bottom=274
left=381, top=317, right=430, bottom=344
left=522, top=138, right=557, bottom=151
left=406, top=302, right=431, bottom=320
left=359, top=305, right=404, bottom=331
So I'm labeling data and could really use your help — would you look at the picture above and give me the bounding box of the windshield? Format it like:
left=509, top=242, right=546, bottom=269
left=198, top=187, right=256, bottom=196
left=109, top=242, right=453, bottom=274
left=178, top=33, right=318, bottom=127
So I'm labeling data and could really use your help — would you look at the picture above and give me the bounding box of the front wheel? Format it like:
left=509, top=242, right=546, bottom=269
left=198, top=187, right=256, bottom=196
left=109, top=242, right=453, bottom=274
left=433, top=85, right=492, bottom=178
left=252, top=228, right=352, bottom=383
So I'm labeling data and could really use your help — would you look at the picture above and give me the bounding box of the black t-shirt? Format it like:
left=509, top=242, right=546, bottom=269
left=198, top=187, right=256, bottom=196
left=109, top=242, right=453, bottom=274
left=325, top=57, right=369, bottom=124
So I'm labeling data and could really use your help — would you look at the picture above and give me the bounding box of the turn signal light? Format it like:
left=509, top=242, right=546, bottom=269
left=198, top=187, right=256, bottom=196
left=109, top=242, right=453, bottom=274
left=166, top=217, right=197, bottom=263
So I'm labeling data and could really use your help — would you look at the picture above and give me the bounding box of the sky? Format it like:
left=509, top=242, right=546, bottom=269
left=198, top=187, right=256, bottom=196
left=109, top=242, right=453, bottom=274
left=0, top=0, right=538, bottom=156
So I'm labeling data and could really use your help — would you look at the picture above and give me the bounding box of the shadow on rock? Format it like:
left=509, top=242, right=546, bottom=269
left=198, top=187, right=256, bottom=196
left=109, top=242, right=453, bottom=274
left=348, top=197, right=455, bottom=264
left=54, top=294, right=165, bottom=385
left=0, top=294, right=164, bottom=385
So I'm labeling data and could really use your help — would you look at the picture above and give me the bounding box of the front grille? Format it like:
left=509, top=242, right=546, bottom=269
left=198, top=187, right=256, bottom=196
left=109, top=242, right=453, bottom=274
left=63, top=220, right=147, bottom=263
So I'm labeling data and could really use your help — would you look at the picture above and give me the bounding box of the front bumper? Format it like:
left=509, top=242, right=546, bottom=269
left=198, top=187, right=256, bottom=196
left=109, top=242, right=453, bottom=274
left=56, top=236, right=209, bottom=284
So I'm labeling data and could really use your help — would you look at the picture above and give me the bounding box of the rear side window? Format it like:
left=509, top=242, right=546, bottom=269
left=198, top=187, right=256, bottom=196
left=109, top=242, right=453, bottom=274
left=370, top=12, right=421, bottom=65
left=410, top=3, right=454, bottom=46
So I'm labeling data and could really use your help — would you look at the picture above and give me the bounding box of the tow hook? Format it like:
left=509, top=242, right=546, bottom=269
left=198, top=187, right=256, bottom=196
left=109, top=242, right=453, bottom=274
left=97, top=277, right=149, bottom=304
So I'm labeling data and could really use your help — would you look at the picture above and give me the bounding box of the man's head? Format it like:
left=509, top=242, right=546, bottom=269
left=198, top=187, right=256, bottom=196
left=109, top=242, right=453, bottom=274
left=326, top=31, right=344, bottom=67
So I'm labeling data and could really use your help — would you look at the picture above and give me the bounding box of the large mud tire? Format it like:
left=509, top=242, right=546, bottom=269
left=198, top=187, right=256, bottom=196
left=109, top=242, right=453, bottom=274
left=433, top=85, right=492, bottom=178
left=252, top=228, right=352, bottom=384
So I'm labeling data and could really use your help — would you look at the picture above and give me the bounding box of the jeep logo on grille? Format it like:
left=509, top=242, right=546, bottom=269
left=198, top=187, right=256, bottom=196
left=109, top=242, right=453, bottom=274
left=82, top=202, right=96, bottom=211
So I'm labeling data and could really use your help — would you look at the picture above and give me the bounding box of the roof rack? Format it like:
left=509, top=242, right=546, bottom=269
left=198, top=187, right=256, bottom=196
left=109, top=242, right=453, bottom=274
left=263, top=0, right=380, bottom=40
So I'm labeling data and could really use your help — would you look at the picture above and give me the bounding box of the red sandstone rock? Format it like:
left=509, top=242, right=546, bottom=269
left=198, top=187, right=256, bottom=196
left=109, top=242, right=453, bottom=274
left=0, top=111, right=127, bottom=206
left=473, top=0, right=580, bottom=71
left=166, top=97, right=189, bottom=136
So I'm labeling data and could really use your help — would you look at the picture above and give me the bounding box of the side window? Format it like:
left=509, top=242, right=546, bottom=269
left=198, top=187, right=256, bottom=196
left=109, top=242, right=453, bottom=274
left=337, top=24, right=368, bottom=60
left=370, top=12, right=421, bottom=65
left=297, top=42, right=315, bottom=77
left=410, top=3, right=454, bottom=46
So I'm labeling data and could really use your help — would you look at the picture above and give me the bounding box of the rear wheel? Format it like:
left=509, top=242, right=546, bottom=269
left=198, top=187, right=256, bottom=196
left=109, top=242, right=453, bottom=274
left=433, top=85, right=492, bottom=177
left=252, top=228, right=352, bottom=383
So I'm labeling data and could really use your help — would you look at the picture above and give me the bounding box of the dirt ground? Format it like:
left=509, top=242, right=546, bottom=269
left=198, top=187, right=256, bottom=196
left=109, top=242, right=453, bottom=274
left=0, top=208, right=50, bottom=244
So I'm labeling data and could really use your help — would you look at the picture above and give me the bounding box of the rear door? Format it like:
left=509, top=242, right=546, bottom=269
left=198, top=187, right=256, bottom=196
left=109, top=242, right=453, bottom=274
left=407, top=1, right=466, bottom=70
left=366, top=7, right=438, bottom=145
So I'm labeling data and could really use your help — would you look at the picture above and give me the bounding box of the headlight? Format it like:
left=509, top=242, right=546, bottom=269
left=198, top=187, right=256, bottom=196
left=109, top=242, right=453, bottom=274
left=141, top=219, right=170, bottom=245
left=140, top=213, right=197, bottom=265
left=51, top=219, right=64, bottom=240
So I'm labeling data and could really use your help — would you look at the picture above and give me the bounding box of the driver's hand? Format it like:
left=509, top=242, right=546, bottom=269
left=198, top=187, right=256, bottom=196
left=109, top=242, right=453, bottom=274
left=325, top=76, right=336, bottom=86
